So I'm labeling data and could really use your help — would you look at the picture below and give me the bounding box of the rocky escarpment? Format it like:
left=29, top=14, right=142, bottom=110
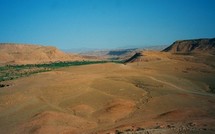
left=162, top=38, right=215, bottom=54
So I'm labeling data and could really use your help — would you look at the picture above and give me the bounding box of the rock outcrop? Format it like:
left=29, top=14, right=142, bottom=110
left=162, top=38, right=215, bottom=54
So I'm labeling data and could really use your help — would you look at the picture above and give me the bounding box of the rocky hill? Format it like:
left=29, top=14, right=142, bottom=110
left=162, top=38, right=215, bottom=54
left=0, top=43, right=83, bottom=65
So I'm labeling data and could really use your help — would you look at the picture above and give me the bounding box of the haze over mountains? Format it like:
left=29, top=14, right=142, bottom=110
left=1, top=38, right=214, bottom=65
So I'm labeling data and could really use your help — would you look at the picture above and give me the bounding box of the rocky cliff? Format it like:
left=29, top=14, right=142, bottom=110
left=162, top=38, right=215, bottom=54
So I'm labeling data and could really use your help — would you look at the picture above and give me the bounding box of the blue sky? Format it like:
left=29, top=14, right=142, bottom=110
left=0, top=0, right=215, bottom=49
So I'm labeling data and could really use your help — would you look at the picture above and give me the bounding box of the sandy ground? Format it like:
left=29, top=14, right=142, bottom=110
left=0, top=51, right=215, bottom=134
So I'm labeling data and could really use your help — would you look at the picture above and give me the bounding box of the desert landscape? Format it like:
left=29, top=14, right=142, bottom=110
left=0, top=38, right=215, bottom=134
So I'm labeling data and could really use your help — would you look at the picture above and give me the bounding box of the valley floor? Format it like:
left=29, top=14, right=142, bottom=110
left=0, top=51, right=215, bottom=134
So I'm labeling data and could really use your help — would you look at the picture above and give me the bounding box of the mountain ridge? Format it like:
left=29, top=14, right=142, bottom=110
left=162, top=38, right=215, bottom=54
left=0, top=43, right=83, bottom=65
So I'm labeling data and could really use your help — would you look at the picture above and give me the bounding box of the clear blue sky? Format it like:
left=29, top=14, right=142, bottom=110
left=0, top=0, right=215, bottom=49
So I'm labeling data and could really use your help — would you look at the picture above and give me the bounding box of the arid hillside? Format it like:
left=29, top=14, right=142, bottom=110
left=0, top=43, right=83, bottom=65
left=162, top=38, right=215, bottom=54
left=0, top=40, right=215, bottom=134
left=0, top=50, right=214, bottom=134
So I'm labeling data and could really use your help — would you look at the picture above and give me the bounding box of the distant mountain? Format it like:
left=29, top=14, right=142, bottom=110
left=107, top=48, right=138, bottom=56
left=162, top=38, right=215, bottom=54
left=0, top=43, right=83, bottom=65
left=79, top=48, right=142, bottom=61
left=143, top=45, right=168, bottom=51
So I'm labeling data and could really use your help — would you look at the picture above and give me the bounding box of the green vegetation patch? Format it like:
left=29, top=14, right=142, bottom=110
left=0, top=60, right=123, bottom=82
